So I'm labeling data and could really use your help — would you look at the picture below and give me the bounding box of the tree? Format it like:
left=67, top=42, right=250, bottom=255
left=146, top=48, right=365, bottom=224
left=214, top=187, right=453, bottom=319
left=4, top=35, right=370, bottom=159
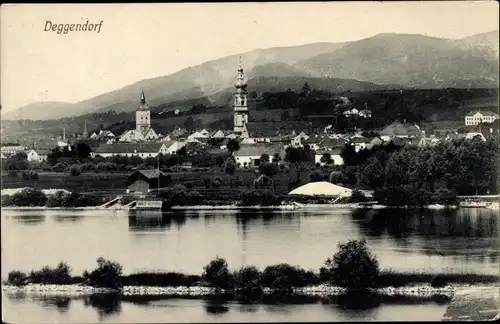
left=272, top=153, right=281, bottom=164
left=320, top=153, right=333, bottom=165
left=249, top=91, right=258, bottom=100
left=234, top=265, right=262, bottom=295
left=309, top=170, right=324, bottom=182
left=224, top=157, right=236, bottom=174
left=260, top=153, right=270, bottom=164
left=74, top=143, right=91, bottom=160
left=3, top=151, right=29, bottom=171
left=302, top=82, right=311, bottom=95
left=85, top=257, right=123, bottom=289
left=321, top=239, right=380, bottom=291
left=329, top=170, right=344, bottom=184
left=202, top=257, right=233, bottom=290
left=281, top=110, right=291, bottom=120
left=227, top=139, right=240, bottom=153
left=340, top=144, right=358, bottom=166
left=260, top=162, right=278, bottom=178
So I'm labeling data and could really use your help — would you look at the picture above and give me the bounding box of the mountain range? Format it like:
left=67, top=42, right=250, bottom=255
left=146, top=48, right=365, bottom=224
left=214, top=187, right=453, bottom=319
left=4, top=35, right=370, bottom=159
left=3, top=30, right=498, bottom=121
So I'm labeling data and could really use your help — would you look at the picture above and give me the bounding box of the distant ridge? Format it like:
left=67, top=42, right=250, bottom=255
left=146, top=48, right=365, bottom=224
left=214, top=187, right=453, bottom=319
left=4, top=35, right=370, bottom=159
left=2, top=30, right=498, bottom=121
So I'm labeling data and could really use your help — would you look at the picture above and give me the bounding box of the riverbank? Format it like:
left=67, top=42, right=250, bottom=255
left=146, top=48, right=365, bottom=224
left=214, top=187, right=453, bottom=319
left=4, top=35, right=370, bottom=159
left=1, top=282, right=457, bottom=298
left=2, top=202, right=461, bottom=211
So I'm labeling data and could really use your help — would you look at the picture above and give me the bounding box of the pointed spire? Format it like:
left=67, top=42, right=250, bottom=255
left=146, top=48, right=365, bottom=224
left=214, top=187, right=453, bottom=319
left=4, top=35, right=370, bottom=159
left=238, top=55, right=243, bottom=72
left=140, top=89, right=146, bottom=104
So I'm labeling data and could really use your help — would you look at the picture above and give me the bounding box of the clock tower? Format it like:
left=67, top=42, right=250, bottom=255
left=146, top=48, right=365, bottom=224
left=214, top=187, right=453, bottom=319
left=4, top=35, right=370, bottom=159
left=233, top=58, right=249, bottom=136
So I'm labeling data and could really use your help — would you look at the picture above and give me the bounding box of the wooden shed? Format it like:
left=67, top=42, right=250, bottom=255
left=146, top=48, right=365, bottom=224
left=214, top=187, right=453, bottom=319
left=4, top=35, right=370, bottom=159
left=126, top=170, right=171, bottom=194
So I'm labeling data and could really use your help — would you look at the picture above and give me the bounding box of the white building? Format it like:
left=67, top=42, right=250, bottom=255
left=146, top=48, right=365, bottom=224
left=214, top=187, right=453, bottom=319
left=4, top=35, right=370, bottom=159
left=291, top=132, right=310, bottom=147
left=27, top=149, right=51, bottom=162
left=464, top=111, right=499, bottom=126
left=315, top=149, right=344, bottom=166
left=92, top=143, right=169, bottom=158
left=1, top=145, right=26, bottom=156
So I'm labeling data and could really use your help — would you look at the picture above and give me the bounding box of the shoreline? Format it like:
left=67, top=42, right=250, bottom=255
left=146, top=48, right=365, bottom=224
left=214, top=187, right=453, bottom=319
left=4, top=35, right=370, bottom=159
left=1, top=283, right=457, bottom=298
left=1, top=203, right=461, bottom=211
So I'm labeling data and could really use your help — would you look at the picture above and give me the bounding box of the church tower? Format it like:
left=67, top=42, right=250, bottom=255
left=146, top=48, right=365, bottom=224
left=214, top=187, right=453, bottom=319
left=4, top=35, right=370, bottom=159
left=136, top=90, right=151, bottom=133
left=233, top=58, right=249, bottom=136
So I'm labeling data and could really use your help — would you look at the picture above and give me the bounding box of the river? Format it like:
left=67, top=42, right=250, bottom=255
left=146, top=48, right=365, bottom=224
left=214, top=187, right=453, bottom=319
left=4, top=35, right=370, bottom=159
left=1, top=207, right=499, bottom=322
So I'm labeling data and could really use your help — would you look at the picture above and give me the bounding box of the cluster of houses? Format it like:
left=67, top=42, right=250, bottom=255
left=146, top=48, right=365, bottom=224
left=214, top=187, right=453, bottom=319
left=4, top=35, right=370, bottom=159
left=2, top=65, right=498, bottom=168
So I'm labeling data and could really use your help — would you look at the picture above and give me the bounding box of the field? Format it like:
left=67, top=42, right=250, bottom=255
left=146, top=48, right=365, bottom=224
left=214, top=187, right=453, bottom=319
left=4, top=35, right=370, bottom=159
left=0, top=168, right=326, bottom=197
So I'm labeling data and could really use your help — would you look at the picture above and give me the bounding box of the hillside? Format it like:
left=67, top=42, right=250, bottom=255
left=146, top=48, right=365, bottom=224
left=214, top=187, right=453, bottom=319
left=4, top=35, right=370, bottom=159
left=297, top=33, right=499, bottom=88
left=3, top=31, right=498, bottom=121
left=2, top=42, right=347, bottom=121
left=3, top=101, right=75, bottom=120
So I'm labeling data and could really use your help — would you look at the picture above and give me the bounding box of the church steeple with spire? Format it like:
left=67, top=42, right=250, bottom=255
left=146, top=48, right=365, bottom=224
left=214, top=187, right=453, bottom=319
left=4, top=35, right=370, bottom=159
left=233, top=57, right=249, bottom=136
left=136, top=89, right=151, bottom=132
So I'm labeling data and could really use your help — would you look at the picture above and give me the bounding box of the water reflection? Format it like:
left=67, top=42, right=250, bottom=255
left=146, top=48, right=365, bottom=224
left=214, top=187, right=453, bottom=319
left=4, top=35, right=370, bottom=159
left=83, top=293, right=122, bottom=319
left=53, top=215, right=83, bottom=223
left=10, top=214, right=46, bottom=225
left=128, top=211, right=187, bottom=231
left=32, top=295, right=72, bottom=312
left=204, top=295, right=231, bottom=315
left=352, top=208, right=498, bottom=240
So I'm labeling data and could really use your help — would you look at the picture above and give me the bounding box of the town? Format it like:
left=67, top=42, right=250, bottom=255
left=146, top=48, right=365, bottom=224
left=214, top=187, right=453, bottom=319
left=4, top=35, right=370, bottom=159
left=1, top=62, right=499, bottom=209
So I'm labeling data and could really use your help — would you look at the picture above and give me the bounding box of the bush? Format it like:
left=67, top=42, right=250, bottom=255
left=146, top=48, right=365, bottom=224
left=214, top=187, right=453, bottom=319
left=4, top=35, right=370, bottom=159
left=329, top=171, right=344, bottom=184
left=234, top=266, right=263, bottom=295
left=212, top=177, right=223, bottom=187
left=261, top=264, right=313, bottom=293
left=430, top=274, right=448, bottom=288
left=309, top=171, right=324, bottom=183
left=348, top=189, right=367, bottom=203
left=19, top=171, right=39, bottom=180
left=202, top=257, right=233, bottom=290
left=260, top=163, right=278, bottom=178
left=7, top=270, right=28, bottom=286
left=52, top=162, right=66, bottom=173
left=69, top=165, right=82, bottom=176
left=86, top=257, right=123, bottom=289
left=224, top=158, right=236, bottom=175
left=29, top=261, right=72, bottom=284
left=321, top=238, right=380, bottom=291
left=121, top=272, right=201, bottom=287
left=9, top=188, right=47, bottom=207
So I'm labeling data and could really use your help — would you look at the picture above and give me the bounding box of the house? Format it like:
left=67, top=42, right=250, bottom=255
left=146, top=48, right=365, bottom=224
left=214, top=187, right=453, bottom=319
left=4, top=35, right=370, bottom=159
left=378, top=121, right=421, bottom=141
left=292, top=132, right=310, bottom=147
left=1, top=153, right=6, bottom=159
left=163, top=140, right=187, bottom=154
left=126, top=169, right=171, bottom=194
left=168, top=128, right=189, bottom=140
left=26, top=149, right=51, bottom=162
left=315, top=148, right=344, bottom=166
left=92, top=143, right=169, bottom=158
left=304, top=135, right=325, bottom=150
left=318, top=137, right=348, bottom=151
left=343, top=108, right=359, bottom=117
left=188, top=129, right=210, bottom=139
left=245, top=121, right=314, bottom=144
left=349, top=136, right=373, bottom=152
left=464, top=132, right=487, bottom=142
left=359, top=109, right=372, bottom=118
left=1, top=145, right=26, bottom=156
left=210, top=130, right=226, bottom=139
left=464, top=111, right=499, bottom=126
left=233, top=144, right=285, bottom=167
left=417, top=136, right=441, bottom=148
left=119, top=128, right=159, bottom=142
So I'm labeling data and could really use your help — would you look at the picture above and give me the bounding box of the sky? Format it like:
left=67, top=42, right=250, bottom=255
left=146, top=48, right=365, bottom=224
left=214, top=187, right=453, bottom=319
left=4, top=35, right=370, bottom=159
left=1, top=1, right=499, bottom=112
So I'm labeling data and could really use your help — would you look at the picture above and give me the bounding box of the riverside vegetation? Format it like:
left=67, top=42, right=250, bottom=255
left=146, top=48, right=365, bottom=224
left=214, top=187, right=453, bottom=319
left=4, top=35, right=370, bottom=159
left=5, top=239, right=498, bottom=296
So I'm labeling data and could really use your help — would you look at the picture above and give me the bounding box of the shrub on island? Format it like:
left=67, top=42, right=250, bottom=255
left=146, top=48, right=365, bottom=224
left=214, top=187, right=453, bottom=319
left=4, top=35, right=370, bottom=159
left=84, top=257, right=123, bottom=289
left=202, top=257, right=234, bottom=290
left=321, top=238, right=380, bottom=291
left=233, top=265, right=263, bottom=295
left=29, top=261, right=73, bottom=285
